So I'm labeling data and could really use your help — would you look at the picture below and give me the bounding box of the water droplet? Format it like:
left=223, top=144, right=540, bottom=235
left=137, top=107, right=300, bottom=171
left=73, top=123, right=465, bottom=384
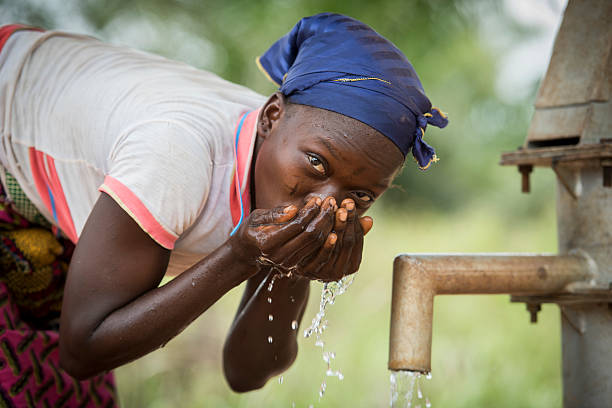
left=278, top=375, right=284, bottom=384
left=267, top=336, right=273, bottom=344
left=338, top=372, right=344, bottom=380
left=291, top=320, right=298, bottom=330
left=426, top=372, right=432, bottom=380
left=319, top=381, right=327, bottom=398
left=425, top=398, right=431, bottom=408
left=268, top=314, right=274, bottom=321
left=191, top=280, right=195, bottom=287
left=268, top=282, right=274, bottom=292
left=315, top=340, right=324, bottom=348
left=267, top=297, right=272, bottom=304
left=290, top=296, right=295, bottom=303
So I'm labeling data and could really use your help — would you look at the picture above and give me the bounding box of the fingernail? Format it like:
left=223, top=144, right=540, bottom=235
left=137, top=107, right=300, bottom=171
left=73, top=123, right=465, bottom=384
left=339, top=211, right=347, bottom=222
left=329, top=198, right=336, bottom=207
left=284, top=205, right=296, bottom=213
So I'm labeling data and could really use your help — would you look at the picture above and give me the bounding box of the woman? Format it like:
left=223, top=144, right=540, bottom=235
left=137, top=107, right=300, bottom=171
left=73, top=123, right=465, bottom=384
left=0, top=13, right=447, bottom=406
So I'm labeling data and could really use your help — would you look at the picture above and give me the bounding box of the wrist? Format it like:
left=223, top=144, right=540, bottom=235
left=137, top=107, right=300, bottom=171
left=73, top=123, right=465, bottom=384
left=226, top=234, right=259, bottom=267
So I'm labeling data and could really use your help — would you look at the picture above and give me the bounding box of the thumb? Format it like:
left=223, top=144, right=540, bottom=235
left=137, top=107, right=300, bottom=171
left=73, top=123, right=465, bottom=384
left=359, top=216, right=373, bottom=235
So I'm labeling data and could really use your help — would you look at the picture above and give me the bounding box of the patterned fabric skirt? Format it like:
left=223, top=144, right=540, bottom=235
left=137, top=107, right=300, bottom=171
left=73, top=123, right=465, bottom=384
left=0, top=176, right=118, bottom=407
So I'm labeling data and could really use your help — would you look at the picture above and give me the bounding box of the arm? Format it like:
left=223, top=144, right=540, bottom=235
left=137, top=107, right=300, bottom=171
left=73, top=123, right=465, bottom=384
left=223, top=268, right=310, bottom=392
left=59, top=193, right=257, bottom=379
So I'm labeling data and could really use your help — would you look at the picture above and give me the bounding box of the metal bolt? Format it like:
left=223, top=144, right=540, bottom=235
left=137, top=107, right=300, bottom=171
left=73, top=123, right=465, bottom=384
left=518, top=165, right=533, bottom=193
left=526, top=303, right=541, bottom=324
left=602, top=159, right=612, bottom=188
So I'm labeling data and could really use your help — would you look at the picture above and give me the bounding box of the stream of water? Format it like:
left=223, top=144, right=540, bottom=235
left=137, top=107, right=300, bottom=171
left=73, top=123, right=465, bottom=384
left=389, top=371, right=432, bottom=408
left=303, top=275, right=356, bottom=399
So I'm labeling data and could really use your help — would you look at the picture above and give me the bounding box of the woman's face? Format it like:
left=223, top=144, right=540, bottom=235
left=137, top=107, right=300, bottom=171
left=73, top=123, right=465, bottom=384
left=252, top=94, right=404, bottom=216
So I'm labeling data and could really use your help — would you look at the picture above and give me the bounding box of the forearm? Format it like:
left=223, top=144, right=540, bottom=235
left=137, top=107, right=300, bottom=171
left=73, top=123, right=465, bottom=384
left=223, top=268, right=310, bottom=392
left=60, top=241, right=256, bottom=379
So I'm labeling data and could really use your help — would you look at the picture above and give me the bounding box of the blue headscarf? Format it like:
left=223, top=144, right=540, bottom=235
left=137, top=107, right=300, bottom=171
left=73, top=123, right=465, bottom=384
left=257, top=13, right=448, bottom=170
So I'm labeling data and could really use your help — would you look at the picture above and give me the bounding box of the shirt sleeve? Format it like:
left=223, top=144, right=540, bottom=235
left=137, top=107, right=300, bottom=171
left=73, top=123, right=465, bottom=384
left=99, top=121, right=213, bottom=249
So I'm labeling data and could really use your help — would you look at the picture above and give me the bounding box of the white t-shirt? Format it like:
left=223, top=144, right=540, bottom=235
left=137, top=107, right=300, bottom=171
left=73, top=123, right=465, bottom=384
left=0, top=29, right=266, bottom=275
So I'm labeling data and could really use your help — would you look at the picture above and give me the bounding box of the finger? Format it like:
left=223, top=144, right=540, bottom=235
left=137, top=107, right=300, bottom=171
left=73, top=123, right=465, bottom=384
left=277, top=197, right=336, bottom=266
left=359, top=216, right=373, bottom=236
left=329, top=206, right=348, bottom=265
left=263, top=197, right=322, bottom=248
left=334, top=207, right=348, bottom=232
left=332, top=208, right=358, bottom=278
left=249, top=205, right=298, bottom=226
left=299, top=232, right=337, bottom=280
left=348, top=217, right=364, bottom=274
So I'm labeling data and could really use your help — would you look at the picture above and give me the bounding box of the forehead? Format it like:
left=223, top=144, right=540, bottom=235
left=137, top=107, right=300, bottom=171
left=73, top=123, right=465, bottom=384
left=284, top=103, right=404, bottom=170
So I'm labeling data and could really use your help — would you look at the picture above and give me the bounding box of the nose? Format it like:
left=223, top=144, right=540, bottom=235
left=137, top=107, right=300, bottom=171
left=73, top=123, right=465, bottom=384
left=305, top=187, right=345, bottom=205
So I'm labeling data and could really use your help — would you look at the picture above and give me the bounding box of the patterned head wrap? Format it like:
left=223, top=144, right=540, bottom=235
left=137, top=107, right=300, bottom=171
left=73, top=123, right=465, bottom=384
left=257, top=13, right=448, bottom=170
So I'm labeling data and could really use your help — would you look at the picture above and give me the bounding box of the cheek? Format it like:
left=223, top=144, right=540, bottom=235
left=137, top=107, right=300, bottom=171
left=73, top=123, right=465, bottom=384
left=254, top=149, right=313, bottom=207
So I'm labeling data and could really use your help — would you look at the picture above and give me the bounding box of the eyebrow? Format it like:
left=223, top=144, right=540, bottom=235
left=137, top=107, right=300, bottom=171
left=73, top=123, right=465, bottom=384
left=315, top=135, right=341, bottom=161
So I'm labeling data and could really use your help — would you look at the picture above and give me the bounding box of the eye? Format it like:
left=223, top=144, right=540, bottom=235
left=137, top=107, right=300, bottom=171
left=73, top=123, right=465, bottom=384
left=307, top=153, right=326, bottom=175
left=355, top=192, right=373, bottom=202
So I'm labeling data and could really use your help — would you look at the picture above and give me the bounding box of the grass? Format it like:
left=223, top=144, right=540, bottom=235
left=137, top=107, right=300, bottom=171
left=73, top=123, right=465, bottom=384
left=115, top=180, right=563, bottom=407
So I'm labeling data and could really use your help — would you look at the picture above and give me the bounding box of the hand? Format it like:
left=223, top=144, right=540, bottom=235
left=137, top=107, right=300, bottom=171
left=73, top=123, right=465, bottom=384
left=297, top=198, right=373, bottom=282
left=228, top=197, right=335, bottom=269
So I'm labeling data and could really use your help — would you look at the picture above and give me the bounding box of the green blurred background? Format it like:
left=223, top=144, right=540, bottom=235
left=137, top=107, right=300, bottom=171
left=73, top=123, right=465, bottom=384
left=1, top=0, right=568, bottom=406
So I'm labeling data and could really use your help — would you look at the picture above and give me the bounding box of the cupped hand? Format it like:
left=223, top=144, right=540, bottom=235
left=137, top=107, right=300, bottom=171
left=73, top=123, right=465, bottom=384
left=228, top=197, right=333, bottom=268
left=229, top=197, right=372, bottom=281
left=297, top=198, right=373, bottom=282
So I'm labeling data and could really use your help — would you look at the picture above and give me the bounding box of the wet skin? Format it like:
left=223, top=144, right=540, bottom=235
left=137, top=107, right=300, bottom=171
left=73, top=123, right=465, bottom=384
left=58, top=92, right=404, bottom=391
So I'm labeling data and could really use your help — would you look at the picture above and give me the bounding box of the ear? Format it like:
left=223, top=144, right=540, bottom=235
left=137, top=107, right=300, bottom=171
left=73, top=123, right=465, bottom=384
left=257, top=92, right=287, bottom=140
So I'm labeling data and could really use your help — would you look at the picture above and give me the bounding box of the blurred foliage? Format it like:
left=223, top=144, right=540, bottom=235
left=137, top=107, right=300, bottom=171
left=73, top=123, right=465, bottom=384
left=0, top=0, right=564, bottom=406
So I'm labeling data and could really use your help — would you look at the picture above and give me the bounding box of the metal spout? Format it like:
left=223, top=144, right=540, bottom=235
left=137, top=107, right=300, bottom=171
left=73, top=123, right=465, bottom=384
left=388, top=254, right=593, bottom=372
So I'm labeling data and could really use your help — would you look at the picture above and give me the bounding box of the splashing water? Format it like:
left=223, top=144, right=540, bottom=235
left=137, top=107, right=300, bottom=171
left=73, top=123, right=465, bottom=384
left=389, top=371, right=432, bottom=408
left=303, top=275, right=356, bottom=400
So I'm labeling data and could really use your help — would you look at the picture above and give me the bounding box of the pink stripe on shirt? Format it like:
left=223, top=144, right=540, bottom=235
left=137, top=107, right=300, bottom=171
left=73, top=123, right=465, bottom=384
left=230, top=109, right=259, bottom=227
left=99, top=175, right=178, bottom=249
left=28, top=147, right=78, bottom=243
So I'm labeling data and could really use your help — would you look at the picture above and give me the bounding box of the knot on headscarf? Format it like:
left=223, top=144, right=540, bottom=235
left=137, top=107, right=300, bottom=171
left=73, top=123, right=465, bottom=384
left=257, top=13, right=449, bottom=170
left=413, top=107, right=449, bottom=169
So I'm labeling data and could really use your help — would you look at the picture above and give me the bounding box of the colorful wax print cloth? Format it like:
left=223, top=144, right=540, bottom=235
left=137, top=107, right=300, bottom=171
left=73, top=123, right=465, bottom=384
left=0, top=26, right=264, bottom=275
left=0, top=179, right=118, bottom=407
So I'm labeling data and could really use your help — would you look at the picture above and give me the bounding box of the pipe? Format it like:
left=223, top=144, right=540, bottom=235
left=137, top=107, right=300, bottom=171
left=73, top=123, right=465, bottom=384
left=388, top=254, right=592, bottom=373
